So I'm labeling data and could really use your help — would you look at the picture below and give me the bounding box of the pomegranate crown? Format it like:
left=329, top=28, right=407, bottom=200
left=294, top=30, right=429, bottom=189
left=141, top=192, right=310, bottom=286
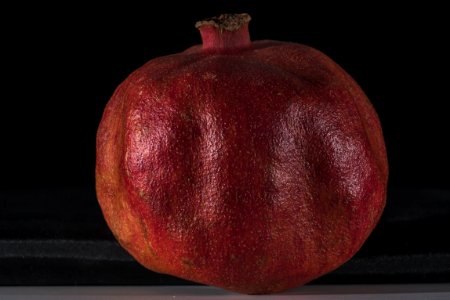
left=195, top=13, right=251, bottom=32
left=195, top=13, right=252, bottom=51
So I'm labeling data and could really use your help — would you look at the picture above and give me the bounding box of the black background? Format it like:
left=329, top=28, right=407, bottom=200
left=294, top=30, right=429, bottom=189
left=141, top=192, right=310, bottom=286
left=2, top=2, right=449, bottom=191
left=1, top=1, right=449, bottom=286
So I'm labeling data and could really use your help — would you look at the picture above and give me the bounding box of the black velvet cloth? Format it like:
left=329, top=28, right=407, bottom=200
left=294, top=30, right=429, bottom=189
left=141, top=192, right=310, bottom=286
left=1, top=188, right=449, bottom=285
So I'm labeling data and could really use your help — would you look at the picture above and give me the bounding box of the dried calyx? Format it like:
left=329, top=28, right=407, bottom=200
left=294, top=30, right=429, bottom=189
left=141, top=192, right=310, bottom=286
left=195, top=13, right=251, bottom=32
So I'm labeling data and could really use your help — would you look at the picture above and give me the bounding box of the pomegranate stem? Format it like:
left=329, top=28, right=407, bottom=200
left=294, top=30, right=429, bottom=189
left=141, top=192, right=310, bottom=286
left=195, top=14, right=251, bottom=51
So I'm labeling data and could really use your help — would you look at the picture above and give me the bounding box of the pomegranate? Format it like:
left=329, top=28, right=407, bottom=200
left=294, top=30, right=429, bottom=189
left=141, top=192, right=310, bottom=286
left=96, top=14, right=388, bottom=294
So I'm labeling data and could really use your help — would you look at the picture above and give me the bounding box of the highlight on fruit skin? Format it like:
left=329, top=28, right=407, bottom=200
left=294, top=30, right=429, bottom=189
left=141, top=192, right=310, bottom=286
left=96, top=13, right=388, bottom=294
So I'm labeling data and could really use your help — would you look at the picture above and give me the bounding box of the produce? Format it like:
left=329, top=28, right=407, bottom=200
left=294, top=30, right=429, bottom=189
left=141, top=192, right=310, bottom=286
left=96, top=13, right=388, bottom=294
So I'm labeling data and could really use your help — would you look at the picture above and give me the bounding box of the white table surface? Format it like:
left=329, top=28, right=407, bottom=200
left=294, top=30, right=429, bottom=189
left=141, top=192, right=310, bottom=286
left=1, top=284, right=449, bottom=299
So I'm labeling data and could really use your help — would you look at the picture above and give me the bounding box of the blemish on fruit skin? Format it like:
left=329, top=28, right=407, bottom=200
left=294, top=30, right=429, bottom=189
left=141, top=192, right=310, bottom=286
left=202, top=72, right=217, bottom=80
left=182, top=258, right=195, bottom=268
left=96, top=13, right=387, bottom=295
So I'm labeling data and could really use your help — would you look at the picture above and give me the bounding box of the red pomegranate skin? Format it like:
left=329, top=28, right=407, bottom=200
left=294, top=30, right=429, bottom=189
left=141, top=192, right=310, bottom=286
left=96, top=14, right=388, bottom=294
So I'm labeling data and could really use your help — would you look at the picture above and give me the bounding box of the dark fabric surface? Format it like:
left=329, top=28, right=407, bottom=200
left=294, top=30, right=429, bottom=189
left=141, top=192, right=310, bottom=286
left=1, top=188, right=449, bottom=285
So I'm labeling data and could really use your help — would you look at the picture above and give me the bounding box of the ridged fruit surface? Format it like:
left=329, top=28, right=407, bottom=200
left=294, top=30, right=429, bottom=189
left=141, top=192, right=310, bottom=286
left=96, top=14, right=388, bottom=294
